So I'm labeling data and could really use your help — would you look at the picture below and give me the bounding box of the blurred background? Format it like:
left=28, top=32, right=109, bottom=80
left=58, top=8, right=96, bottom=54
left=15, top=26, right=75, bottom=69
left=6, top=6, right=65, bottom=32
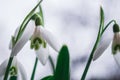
left=0, top=0, right=120, bottom=80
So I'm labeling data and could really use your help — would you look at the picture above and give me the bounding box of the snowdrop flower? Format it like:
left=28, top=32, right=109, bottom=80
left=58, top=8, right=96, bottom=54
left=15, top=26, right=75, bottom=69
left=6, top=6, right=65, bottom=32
left=0, top=57, right=27, bottom=80
left=93, top=23, right=120, bottom=66
left=9, top=20, right=35, bottom=56
left=10, top=18, right=62, bottom=65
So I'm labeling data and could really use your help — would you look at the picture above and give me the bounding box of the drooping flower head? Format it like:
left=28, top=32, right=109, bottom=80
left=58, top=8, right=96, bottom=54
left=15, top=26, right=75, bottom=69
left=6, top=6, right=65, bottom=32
left=30, top=17, right=46, bottom=51
left=30, top=17, right=62, bottom=65
left=9, top=15, right=62, bottom=65
left=112, top=24, right=120, bottom=66
left=93, top=23, right=120, bottom=66
left=112, top=24, right=120, bottom=54
left=0, top=57, right=27, bottom=80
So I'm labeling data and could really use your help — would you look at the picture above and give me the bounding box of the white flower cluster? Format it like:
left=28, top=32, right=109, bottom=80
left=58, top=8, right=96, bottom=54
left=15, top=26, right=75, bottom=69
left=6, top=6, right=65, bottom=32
left=0, top=19, right=62, bottom=79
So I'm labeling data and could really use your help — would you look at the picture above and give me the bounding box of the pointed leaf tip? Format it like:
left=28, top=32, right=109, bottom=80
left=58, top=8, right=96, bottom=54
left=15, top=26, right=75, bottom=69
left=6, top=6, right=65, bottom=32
left=100, top=6, right=104, bottom=30
left=41, top=75, right=53, bottom=80
left=54, top=45, right=70, bottom=80
left=100, top=6, right=104, bottom=14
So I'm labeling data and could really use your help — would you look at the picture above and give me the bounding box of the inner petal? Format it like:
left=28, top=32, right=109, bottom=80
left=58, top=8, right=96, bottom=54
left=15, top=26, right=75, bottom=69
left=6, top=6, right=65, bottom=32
left=30, top=37, right=44, bottom=50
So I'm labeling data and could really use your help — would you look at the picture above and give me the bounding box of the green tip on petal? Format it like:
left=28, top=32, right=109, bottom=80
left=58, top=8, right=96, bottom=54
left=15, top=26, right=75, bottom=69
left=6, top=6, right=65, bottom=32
left=112, top=45, right=120, bottom=55
left=30, top=43, right=34, bottom=49
left=34, top=42, right=40, bottom=50
left=9, top=66, right=17, bottom=76
left=30, top=37, right=43, bottom=50
left=113, top=24, right=119, bottom=33
left=43, top=41, right=47, bottom=48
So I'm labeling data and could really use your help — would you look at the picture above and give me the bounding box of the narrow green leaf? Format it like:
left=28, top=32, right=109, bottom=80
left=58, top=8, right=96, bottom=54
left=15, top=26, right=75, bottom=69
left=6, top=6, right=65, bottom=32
left=49, top=56, right=55, bottom=74
left=54, top=45, right=70, bottom=80
left=15, top=0, right=43, bottom=44
left=81, top=7, right=105, bottom=80
left=41, top=76, right=53, bottom=80
left=100, top=6, right=104, bottom=32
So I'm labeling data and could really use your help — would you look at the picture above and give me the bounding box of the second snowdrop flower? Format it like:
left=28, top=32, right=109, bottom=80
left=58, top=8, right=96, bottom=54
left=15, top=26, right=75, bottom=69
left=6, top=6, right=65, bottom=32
left=0, top=57, right=27, bottom=80
left=10, top=17, right=62, bottom=65
left=112, top=24, right=120, bottom=66
left=30, top=17, right=62, bottom=65
left=93, top=23, right=120, bottom=66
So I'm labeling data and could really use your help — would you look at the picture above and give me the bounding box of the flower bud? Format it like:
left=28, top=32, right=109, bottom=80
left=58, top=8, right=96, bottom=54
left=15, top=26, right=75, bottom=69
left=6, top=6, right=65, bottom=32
left=35, top=17, right=42, bottom=26
left=113, top=23, right=119, bottom=33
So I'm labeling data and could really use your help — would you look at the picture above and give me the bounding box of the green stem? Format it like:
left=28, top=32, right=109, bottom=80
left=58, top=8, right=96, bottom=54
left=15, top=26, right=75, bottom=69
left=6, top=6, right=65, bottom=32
left=30, top=3, right=44, bottom=80
left=49, top=56, right=55, bottom=73
left=81, top=20, right=116, bottom=80
left=81, top=39, right=99, bottom=80
left=4, top=1, right=43, bottom=80
left=101, top=20, right=116, bottom=35
left=30, top=57, right=38, bottom=80
left=3, top=57, right=14, bottom=80
left=81, top=21, right=102, bottom=80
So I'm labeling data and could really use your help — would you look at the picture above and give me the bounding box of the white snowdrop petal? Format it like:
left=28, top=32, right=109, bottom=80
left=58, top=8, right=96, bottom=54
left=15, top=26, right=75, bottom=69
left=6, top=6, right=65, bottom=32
left=11, top=20, right=35, bottom=57
left=14, top=26, right=21, bottom=39
left=17, top=61, right=27, bottom=80
left=12, top=57, right=18, bottom=67
left=36, top=45, right=49, bottom=65
left=113, top=51, right=120, bottom=67
left=9, top=26, right=20, bottom=50
left=9, top=39, right=12, bottom=50
left=93, top=36, right=112, bottom=61
left=39, top=26, right=62, bottom=52
left=0, top=60, right=8, bottom=77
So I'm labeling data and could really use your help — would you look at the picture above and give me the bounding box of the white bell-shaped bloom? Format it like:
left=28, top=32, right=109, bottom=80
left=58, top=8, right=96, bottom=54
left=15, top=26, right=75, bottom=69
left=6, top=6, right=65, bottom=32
left=10, top=20, right=35, bottom=57
left=9, top=26, right=20, bottom=50
left=93, top=36, right=112, bottom=61
left=0, top=57, right=27, bottom=80
left=112, top=32, right=120, bottom=66
left=9, top=20, right=62, bottom=65
left=93, top=23, right=120, bottom=67
left=30, top=26, right=62, bottom=65
left=35, top=44, right=49, bottom=65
